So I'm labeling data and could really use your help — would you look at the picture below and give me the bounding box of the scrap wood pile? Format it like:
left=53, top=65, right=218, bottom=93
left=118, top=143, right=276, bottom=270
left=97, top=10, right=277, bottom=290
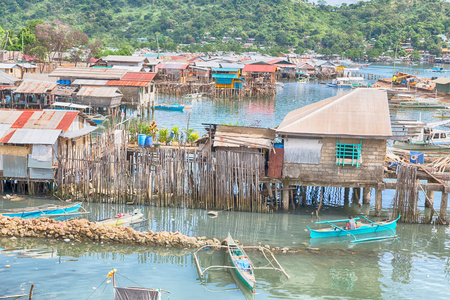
left=427, top=155, right=450, bottom=173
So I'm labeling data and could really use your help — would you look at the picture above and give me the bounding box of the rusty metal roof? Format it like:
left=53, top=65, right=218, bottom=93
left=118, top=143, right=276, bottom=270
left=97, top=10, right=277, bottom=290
left=106, top=80, right=150, bottom=87
left=51, top=85, right=79, bottom=96
left=0, top=109, right=79, bottom=131
left=277, top=88, right=392, bottom=139
left=157, top=63, right=189, bottom=70
left=14, top=81, right=57, bottom=94
left=0, top=109, right=92, bottom=144
left=121, top=72, right=156, bottom=81
left=77, top=86, right=122, bottom=97
left=0, top=71, right=20, bottom=85
left=49, top=67, right=127, bottom=80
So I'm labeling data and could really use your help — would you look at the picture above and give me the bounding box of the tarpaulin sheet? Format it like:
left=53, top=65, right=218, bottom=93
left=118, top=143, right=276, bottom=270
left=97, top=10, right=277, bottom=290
left=114, top=287, right=160, bottom=300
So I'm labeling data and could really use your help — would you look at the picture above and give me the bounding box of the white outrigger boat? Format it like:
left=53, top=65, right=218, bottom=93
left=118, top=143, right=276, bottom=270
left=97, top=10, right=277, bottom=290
left=392, top=119, right=450, bottom=151
left=96, top=209, right=144, bottom=226
left=326, top=77, right=367, bottom=88
left=193, top=233, right=290, bottom=294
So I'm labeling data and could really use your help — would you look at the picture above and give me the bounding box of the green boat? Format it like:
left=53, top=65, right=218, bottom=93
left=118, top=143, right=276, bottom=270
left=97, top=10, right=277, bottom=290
left=225, top=234, right=256, bottom=292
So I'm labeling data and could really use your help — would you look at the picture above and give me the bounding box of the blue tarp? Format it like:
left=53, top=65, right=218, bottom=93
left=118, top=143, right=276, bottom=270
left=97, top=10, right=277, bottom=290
left=235, top=259, right=250, bottom=271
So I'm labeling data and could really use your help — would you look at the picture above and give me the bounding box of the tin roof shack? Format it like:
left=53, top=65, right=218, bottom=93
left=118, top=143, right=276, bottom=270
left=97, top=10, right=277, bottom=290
left=96, top=56, right=149, bottom=68
left=75, top=86, right=123, bottom=111
left=212, top=68, right=243, bottom=89
left=242, top=64, right=277, bottom=97
left=433, top=78, right=450, bottom=94
left=276, top=89, right=392, bottom=214
left=268, top=59, right=296, bottom=79
left=0, top=63, right=22, bottom=79
left=13, top=81, right=58, bottom=109
left=105, top=72, right=156, bottom=106
left=156, top=63, right=189, bottom=83
left=0, top=71, right=20, bottom=104
left=201, top=124, right=275, bottom=176
left=0, top=109, right=96, bottom=183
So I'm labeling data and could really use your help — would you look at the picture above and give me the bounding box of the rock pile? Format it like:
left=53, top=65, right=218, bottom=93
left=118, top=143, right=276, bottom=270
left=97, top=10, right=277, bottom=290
left=0, top=216, right=221, bottom=249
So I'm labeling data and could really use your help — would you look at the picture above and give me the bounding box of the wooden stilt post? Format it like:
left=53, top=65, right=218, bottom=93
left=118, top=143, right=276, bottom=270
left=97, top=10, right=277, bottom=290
left=344, top=187, right=350, bottom=207
left=282, top=181, right=289, bottom=211
left=352, top=187, right=361, bottom=206
left=362, top=187, right=371, bottom=204
left=375, top=188, right=383, bottom=217
left=439, top=191, right=448, bottom=224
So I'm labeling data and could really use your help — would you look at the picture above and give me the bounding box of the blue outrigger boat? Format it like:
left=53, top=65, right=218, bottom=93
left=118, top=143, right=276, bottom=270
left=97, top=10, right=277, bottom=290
left=1, top=202, right=83, bottom=219
left=154, top=103, right=190, bottom=111
left=307, top=215, right=400, bottom=243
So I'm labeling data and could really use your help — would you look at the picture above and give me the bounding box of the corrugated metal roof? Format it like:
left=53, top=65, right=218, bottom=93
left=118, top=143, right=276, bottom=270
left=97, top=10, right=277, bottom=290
left=212, top=74, right=238, bottom=79
left=77, top=86, right=122, bottom=97
left=51, top=85, right=79, bottom=96
left=14, top=81, right=57, bottom=94
left=111, top=66, right=144, bottom=72
left=157, top=64, right=189, bottom=70
left=106, top=80, right=150, bottom=87
left=0, top=71, right=19, bottom=85
left=277, top=89, right=392, bottom=138
left=243, top=64, right=277, bottom=73
left=0, top=109, right=80, bottom=131
left=121, top=72, right=156, bottom=81
left=72, top=79, right=109, bottom=86
left=102, top=55, right=148, bottom=63
left=433, top=78, right=450, bottom=84
left=0, top=63, right=19, bottom=69
left=0, top=85, right=16, bottom=91
left=195, top=62, right=221, bottom=68
left=59, top=125, right=97, bottom=139
left=0, top=124, right=12, bottom=137
left=4, top=128, right=61, bottom=144
left=49, top=67, right=127, bottom=80
left=219, top=63, right=245, bottom=69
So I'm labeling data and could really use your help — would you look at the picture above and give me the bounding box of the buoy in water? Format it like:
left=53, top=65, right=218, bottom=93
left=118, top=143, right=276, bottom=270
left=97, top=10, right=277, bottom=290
left=207, top=211, right=218, bottom=217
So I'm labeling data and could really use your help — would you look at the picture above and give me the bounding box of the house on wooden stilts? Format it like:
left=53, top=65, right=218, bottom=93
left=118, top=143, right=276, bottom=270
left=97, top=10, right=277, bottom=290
left=276, top=88, right=392, bottom=215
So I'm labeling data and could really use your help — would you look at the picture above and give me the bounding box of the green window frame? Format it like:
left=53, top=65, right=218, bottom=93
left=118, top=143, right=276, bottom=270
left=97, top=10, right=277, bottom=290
left=335, top=139, right=362, bottom=167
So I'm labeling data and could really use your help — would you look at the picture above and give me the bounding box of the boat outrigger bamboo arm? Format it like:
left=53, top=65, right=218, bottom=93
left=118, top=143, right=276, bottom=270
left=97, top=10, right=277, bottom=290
left=314, top=217, right=361, bottom=224
left=242, top=246, right=290, bottom=279
left=193, top=245, right=230, bottom=277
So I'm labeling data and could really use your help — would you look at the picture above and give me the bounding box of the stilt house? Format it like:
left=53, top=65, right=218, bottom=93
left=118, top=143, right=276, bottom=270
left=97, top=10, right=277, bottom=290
left=275, top=89, right=392, bottom=211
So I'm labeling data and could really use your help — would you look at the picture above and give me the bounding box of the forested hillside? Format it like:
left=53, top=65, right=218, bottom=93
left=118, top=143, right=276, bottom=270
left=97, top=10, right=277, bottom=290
left=1, top=0, right=450, bottom=57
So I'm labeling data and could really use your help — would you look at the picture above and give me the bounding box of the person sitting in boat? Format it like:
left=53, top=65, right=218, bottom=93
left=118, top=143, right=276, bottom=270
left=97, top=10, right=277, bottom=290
left=346, top=215, right=357, bottom=230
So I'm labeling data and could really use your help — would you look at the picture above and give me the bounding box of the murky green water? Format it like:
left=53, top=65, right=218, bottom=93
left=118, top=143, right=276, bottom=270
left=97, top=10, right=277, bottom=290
left=1, top=198, right=449, bottom=299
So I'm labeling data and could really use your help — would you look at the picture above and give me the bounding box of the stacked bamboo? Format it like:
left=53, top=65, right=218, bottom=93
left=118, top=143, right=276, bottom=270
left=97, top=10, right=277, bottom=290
left=392, top=164, right=419, bottom=223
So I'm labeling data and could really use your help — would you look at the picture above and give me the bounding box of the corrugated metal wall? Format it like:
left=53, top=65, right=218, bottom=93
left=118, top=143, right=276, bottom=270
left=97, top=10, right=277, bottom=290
left=3, top=155, right=27, bottom=178
left=284, top=138, right=322, bottom=164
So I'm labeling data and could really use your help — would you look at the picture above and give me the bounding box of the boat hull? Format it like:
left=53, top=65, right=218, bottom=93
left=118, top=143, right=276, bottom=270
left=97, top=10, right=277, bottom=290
left=2, top=203, right=82, bottom=219
left=393, top=141, right=450, bottom=152
left=96, top=212, right=144, bottom=226
left=308, top=218, right=398, bottom=238
left=225, top=235, right=255, bottom=292
left=154, top=104, right=185, bottom=111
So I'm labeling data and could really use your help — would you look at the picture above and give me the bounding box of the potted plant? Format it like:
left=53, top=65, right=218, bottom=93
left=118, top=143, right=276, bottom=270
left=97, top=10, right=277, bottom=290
left=186, top=129, right=200, bottom=146
left=171, top=126, right=179, bottom=146
left=158, top=128, right=169, bottom=145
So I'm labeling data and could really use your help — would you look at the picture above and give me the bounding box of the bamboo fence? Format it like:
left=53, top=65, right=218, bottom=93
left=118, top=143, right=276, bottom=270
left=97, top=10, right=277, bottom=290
left=55, top=132, right=266, bottom=212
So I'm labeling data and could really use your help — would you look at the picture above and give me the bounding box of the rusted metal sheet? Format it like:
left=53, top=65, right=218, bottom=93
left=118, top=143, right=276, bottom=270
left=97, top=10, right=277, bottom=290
left=11, top=111, right=34, bottom=129
left=267, top=146, right=284, bottom=178
left=14, top=80, right=57, bottom=94
left=77, top=86, right=121, bottom=97
left=106, top=80, right=149, bottom=87
left=121, top=72, right=156, bottom=81
left=56, top=111, right=78, bottom=131
left=157, top=64, right=189, bottom=70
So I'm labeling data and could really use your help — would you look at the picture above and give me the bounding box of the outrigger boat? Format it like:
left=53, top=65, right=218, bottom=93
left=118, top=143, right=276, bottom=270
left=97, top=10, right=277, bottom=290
left=1, top=202, right=84, bottom=219
left=194, top=233, right=290, bottom=294
left=96, top=209, right=144, bottom=226
left=154, top=103, right=190, bottom=111
left=107, top=269, right=169, bottom=300
left=307, top=215, right=400, bottom=243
